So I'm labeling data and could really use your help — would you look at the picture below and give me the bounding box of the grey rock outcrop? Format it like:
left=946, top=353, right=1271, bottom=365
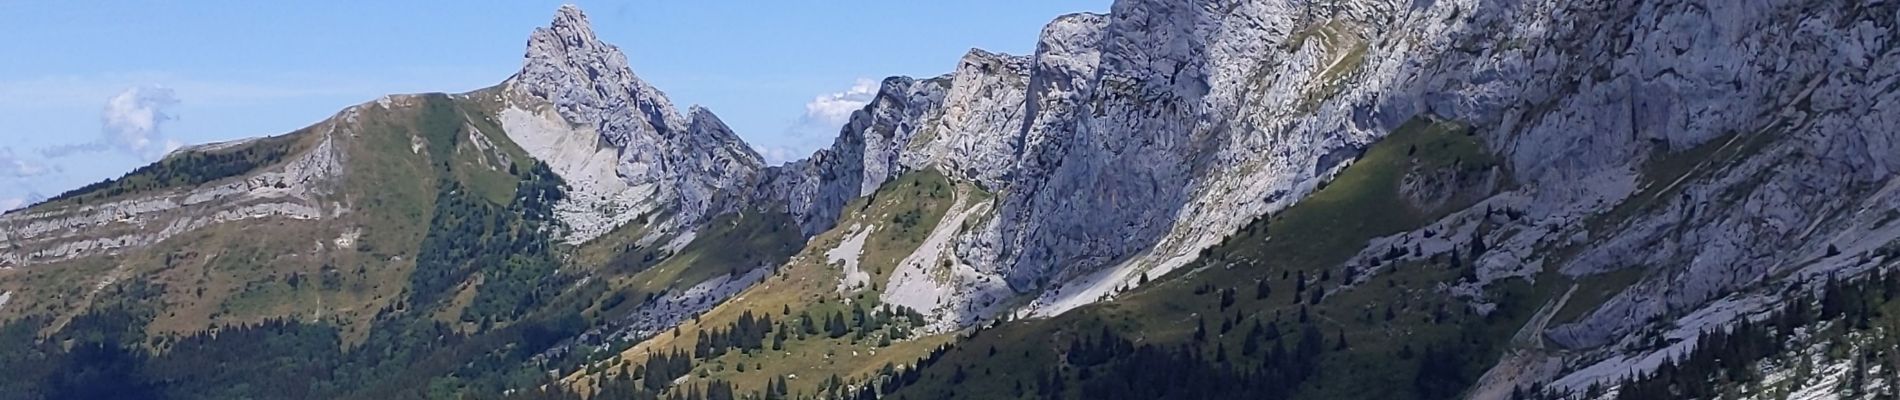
left=904, top=49, right=1032, bottom=188
left=743, top=0, right=1900, bottom=391
left=9, top=3, right=1895, bottom=395
left=0, top=107, right=351, bottom=268
left=756, top=76, right=948, bottom=236
left=508, top=5, right=765, bottom=241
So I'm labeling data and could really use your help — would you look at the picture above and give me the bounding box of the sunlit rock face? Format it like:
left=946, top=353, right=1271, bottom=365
left=14, top=2, right=1894, bottom=394
left=746, top=4, right=1900, bottom=394
left=509, top=5, right=764, bottom=243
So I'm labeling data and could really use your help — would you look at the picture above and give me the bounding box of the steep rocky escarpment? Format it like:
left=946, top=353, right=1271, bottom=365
left=0, top=116, right=344, bottom=269
left=494, top=2, right=1898, bottom=366
left=2, top=1, right=1896, bottom=398
left=737, top=0, right=1900, bottom=394
left=503, top=5, right=765, bottom=244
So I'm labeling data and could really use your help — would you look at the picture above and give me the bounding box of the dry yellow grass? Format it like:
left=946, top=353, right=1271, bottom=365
left=565, top=171, right=976, bottom=396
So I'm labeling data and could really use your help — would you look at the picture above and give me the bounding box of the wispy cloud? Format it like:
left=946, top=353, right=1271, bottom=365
left=802, top=78, right=880, bottom=129
left=39, top=86, right=182, bottom=161
left=0, top=147, right=54, bottom=178
left=0, top=144, right=56, bottom=213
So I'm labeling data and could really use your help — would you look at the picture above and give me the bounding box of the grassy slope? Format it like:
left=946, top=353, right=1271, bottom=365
left=0, top=91, right=549, bottom=346
left=579, top=207, right=807, bottom=317
left=573, top=174, right=956, bottom=322
left=889, top=117, right=1549, bottom=399
left=851, top=170, right=958, bottom=292
left=572, top=211, right=661, bottom=271
left=35, top=133, right=307, bottom=208
left=0, top=256, right=121, bottom=335
left=571, top=170, right=968, bottom=397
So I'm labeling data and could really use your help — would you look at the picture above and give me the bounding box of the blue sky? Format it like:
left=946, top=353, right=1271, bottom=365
left=0, top=1, right=1105, bottom=210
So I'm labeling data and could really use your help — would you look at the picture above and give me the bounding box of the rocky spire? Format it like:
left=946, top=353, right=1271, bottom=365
left=517, top=4, right=667, bottom=131
left=509, top=5, right=764, bottom=232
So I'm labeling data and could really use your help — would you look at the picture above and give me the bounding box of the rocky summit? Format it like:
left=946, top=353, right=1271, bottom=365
left=3, top=1, right=1899, bottom=399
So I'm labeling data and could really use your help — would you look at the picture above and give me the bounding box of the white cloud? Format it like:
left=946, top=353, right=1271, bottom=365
left=761, top=78, right=882, bottom=165
left=40, top=86, right=181, bottom=161
left=801, top=78, right=880, bottom=129
left=103, top=86, right=180, bottom=157
left=0, top=148, right=53, bottom=212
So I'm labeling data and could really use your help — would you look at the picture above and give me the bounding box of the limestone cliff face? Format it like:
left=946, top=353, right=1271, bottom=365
left=0, top=110, right=348, bottom=268
left=757, top=0, right=1899, bottom=391
left=6, top=2, right=1895, bottom=393
left=1426, top=0, right=1900, bottom=391
left=506, top=5, right=764, bottom=244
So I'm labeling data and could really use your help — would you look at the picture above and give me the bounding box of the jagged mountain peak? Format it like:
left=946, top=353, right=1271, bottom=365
left=8, top=2, right=1899, bottom=398
left=682, top=105, right=766, bottom=179
left=540, top=5, right=603, bottom=53
left=520, top=5, right=617, bottom=87
left=517, top=5, right=682, bottom=134
left=548, top=4, right=591, bottom=37
left=497, top=5, right=769, bottom=244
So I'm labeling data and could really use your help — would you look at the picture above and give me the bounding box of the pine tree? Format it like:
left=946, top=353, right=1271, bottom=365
left=695, top=331, right=712, bottom=358
left=1242, top=320, right=1263, bottom=356
left=1193, top=317, right=1208, bottom=342
left=1296, top=325, right=1324, bottom=361
left=1470, top=230, right=1489, bottom=258
left=1822, top=276, right=1847, bottom=320
left=826, top=312, right=848, bottom=339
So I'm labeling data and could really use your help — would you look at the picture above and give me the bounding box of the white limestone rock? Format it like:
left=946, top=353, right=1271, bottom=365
left=507, top=5, right=764, bottom=242
left=0, top=108, right=349, bottom=267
